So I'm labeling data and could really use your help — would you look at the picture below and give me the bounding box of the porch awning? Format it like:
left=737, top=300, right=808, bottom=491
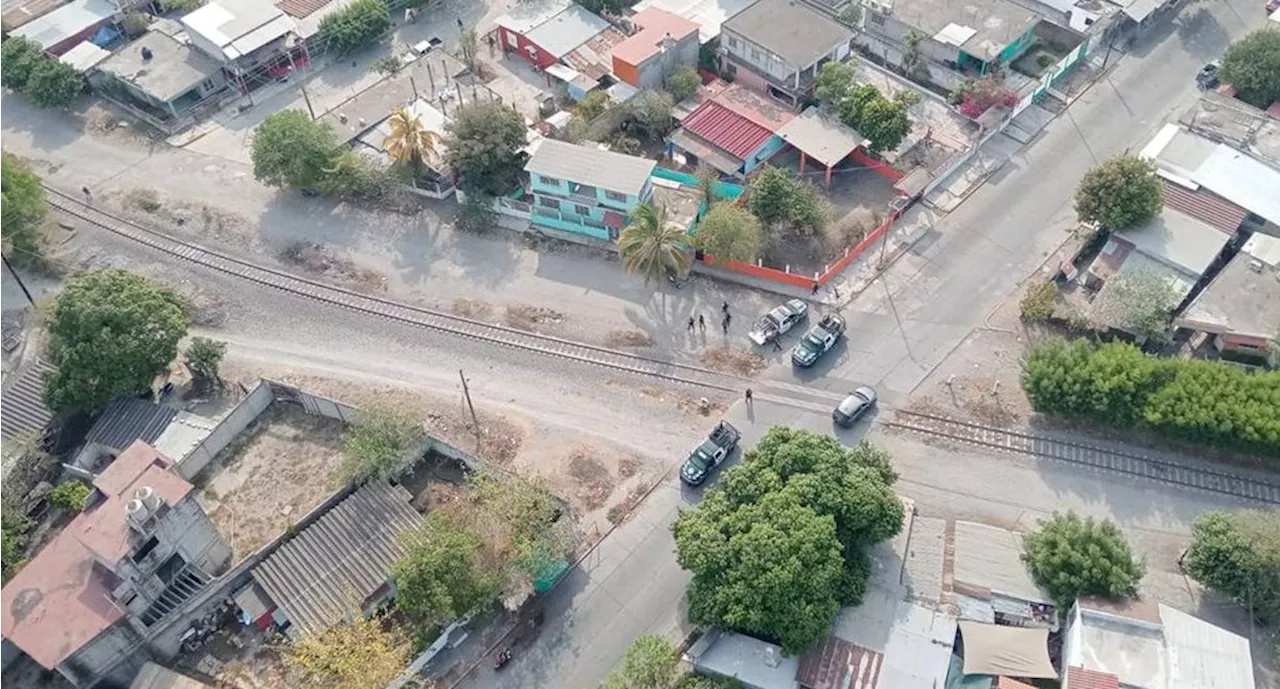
left=776, top=106, right=869, bottom=168
left=669, top=129, right=742, bottom=176
left=959, top=622, right=1057, bottom=679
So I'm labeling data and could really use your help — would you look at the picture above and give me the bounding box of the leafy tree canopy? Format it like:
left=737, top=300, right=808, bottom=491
left=815, top=60, right=856, bottom=106
left=184, top=336, right=227, bottom=384
left=1088, top=267, right=1179, bottom=343
left=696, top=202, right=762, bottom=263
left=622, top=90, right=676, bottom=141
left=1, top=37, right=46, bottom=91
left=1220, top=29, right=1280, bottom=109
left=2, top=152, right=48, bottom=259
left=24, top=59, right=83, bottom=109
left=318, top=0, right=391, bottom=55
left=671, top=428, right=902, bottom=653
left=49, top=481, right=91, bottom=511
left=44, top=270, right=188, bottom=413
left=1021, top=512, right=1145, bottom=609
left=1074, top=155, right=1163, bottom=229
left=443, top=100, right=528, bottom=196
left=841, top=84, right=911, bottom=155
left=667, top=65, right=701, bottom=102
left=746, top=166, right=831, bottom=234
left=341, top=406, right=424, bottom=483
left=392, top=513, right=502, bottom=641
left=1184, top=510, right=1280, bottom=624
left=284, top=613, right=410, bottom=689
left=603, top=636, right=681, bottom=689
left=252, top=110, right=340, bottom=189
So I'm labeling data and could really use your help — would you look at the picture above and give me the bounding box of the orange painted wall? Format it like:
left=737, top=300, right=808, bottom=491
left=613, top=57, right=640, bottom=88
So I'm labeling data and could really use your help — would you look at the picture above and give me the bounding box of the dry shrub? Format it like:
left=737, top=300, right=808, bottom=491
left=605, top=329, right=654, bottom=348
left=505, top=304, right=565, bottom=331
left=617, top=455, right=641, bottom=478
left=567, top=448, right=613, bottom=511
left=823, top=208, right=882, bottom=255
left=125, top=188, right=162, bottom=213
left=701, top=347, right=765, bottom=376
left=452, top=298, right=493, bottom=320
left=606, top=482, right=651, bottom=525
left=1019, top=280, right=1058, bottom=323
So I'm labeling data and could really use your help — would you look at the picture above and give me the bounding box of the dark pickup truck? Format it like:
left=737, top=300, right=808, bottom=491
left=680, top=421, right=741, bottom=486
left=791, top=314, right=847, bottom=367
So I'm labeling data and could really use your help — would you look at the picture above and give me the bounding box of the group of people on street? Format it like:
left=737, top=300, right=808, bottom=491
left=686, top=301, right=733, bottom=335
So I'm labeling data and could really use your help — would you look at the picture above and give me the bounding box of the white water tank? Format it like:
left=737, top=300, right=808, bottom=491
left=136, top=486, right=162, bottom=512
left=126, top=499, right=149, bottom=530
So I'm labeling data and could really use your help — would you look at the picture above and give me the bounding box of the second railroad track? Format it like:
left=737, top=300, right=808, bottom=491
left=885, top=409, right=1280, bottom=504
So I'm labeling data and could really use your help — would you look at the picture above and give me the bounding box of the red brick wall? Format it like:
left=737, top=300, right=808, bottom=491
left=498, top=27, right=557, bottom=69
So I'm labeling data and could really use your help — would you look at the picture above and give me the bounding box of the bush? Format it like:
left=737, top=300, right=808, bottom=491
left=666, top=65, right=701, bottom=102
left=49, top=481, right=91, bottom=511
left=1184, top=510, right=1280, bottom=625
left=2, top=38, right=84, bottom=109
left=2, top=507, right=32, bottom=583
left=1074, top=155, right=1163, bottom=230
left=746, top=166, right=830, bottom=235
left=1019, top=280, right=1058, bottom=322
left=341, top=406, right=424, bottom=482
left=318, top=0, right=391, bottom=56
left=1021, top=339, right=1280, bottom=456
left=955, top=78, right=1018, bottom=119
left=1022, top=512, right=1144, bottom=609
left=573, top=90, right=612, bottom=122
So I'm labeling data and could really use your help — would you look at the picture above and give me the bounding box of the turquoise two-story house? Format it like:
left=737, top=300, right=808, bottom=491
left=524, top=139, right=658, bottom=241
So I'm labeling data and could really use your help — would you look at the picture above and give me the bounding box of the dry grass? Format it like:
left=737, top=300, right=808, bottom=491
left=567, top=448, right=614, bottom=511
left=451, top=298, right=493, bottom=320
left=604, top=329, right=654, bottom=348
left=505, top=304, right=565, bottom=332
left=617, top=455, right=640, bottom=479
left=700, top=346, right=765, bottom=376
left=125, top=188, right=163, bottom=213
left=278, top=240, right=387, bottom=293
left=606, top=482, right=651, bottom=525
left=824, top=207, right=881, bottom=255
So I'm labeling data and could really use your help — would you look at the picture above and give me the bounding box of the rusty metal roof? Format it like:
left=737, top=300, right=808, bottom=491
left=1160, top=180, right=1247, bottom=235
left=795, top=635, right=883, bottom=689
left=1065, top=666, right=1121, bottom=689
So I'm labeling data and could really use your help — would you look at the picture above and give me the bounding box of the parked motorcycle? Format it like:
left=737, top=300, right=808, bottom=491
left=493, top=649, right=514, bottom=671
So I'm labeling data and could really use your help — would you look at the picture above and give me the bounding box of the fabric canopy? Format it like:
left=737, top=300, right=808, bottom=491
left=959, top=622, right=1057, bottom=679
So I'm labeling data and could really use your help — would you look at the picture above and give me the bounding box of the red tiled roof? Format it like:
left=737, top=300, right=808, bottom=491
left=1, top=441, right=192, bottom=670
left=1161, top=179, right=1247, bottom=234
left=795, top=635, right=883, bottom=689
left=1066, top=666, right=1121, bottom=689
left=681, top=100, right=775, bottom=159
left=996, top=678, right=1037, bottom=689
left=611, top=7, right=700, bottom=66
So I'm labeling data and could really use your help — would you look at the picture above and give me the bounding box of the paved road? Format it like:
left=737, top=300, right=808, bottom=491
left=455, top=1, right=1275, bottom=685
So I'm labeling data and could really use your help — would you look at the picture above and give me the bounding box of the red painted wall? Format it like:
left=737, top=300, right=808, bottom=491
left=497, top=26, right=558, bottom=70
left=851, top=148, right=904, bottom=182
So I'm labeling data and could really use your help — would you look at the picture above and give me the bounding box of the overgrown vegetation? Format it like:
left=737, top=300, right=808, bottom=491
left=2, top=152, right=48, bottom=264
left=671, top=428, right=903, bottom=653
left=1219, top=29, right=1280, bottom=109
left=45, top=270, right=188, bottom=413
left=746, top=166, right=831, bottom=236
left=1, top=36, right=84, bottom=108
left=666, top=65, right=701, bottom=102
left=602, top=635, right=680, bottom=689
left=1074, top=155, right=1163, bottom=230
left=443, top=100, right=528, bottom=197
left=695, top=202, right=762, bottom=263
left=1088, top=267, right=1179, bottom=343
left=574, top=90, right=612, bottom=122
left=1019, top=280, right=1058, bottom=322
left=392, top=513, right=501, bottom=644
left=950, top=77, right=1019, bottom=119
left=251, top=110, right=403, bottom=201
left=814, top=61, right=912, bottom=153
left=284, top=613, right=411, bottom=689
left=185, top=336, right=227, bottom=391
left=49, top=481, right=92, bottom=512
left=1021, top=512, right=1145, bottom=609
left=340, top=406, right=425, bottom=483
left=1, top=507, right=32, bottom=583
left=1184, top=510, right=1280, bottom=624
left=318, top=0, right=391, bottom=55
left=1021, top=339, right=1280, bottom=456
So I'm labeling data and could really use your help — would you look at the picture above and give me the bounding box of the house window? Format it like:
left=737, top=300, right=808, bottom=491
left=604, top=190, right=628, bottom=203
left=200, top=77, right=217, bottom=91
left=728, top=36, right=738, bottom=49
left=506, top=31, right=518, bottom=48
left=574, top=204, right=592, bottom=216
left=538, top=174, right=563, bottom=187
left=132, top=536, right=160, bottom=563
left=538, top=196, right=561, bottom=209
left=751, top=48, right=762, bottom=62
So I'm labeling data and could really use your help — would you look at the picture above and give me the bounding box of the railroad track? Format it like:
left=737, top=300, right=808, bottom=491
left=885, top=409, right=1280, bottom=504
left=46, top=188, right=749, bottom=393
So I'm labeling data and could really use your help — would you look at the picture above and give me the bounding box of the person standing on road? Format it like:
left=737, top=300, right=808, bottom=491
left=811, top=281, right=820, bottom=295
left=687, top=316, right=695, bottom=332
left=81, top=186, right=92, bottom=201
left=721, top=316, right=730, bottom=335
left=698, top=314, right=706, bottom=332
left=456, top=17, right=464, bottom=29
left=721, top=300, right=730, bottom=314
left=744, top=388, right=753, bottom=407
left=773, top=338, right=782, bottom=352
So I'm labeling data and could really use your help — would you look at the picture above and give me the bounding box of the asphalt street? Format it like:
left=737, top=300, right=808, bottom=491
left=455, top=1, right=1276, bottom=685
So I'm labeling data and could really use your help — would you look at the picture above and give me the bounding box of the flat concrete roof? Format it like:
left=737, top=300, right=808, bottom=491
left=181, top=0, right=294, bottom=60
left=1179, top=234, right=1280, bottom=339
left=1115, top=206, right=1230, bottom=278
left=721, top=0, right=853, bottom=68
left=885, top=0, right=1040, bottom=60
left=524, top=4, right=610, bottom=59
left=776, top=106, right=868, bottom=168
left=631, top=0, right=756, bottom=43
left=1143, top=123, right=1280, bottom=227
left=98, top=31, right=222, bottom=103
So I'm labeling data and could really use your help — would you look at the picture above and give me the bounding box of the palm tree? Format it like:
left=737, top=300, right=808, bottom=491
left=382, top=107, right=438, bottom=177
left=618, top=203, right=692, bottom=286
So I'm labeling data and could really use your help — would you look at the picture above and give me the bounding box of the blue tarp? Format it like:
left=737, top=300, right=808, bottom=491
left=90, top=24, right=119, bottom=48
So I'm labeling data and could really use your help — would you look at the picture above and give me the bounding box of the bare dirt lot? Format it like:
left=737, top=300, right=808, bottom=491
left=194, top=404, right=347, bottom=562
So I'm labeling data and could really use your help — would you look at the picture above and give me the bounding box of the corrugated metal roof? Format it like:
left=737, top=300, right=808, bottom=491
left=85, top=397, right=177, bottom=451
left=561, top=26, right=626, bottom=80
left=680, top=99, right=774, bottom=160
left=1065, top=666, right=1120, bottom=689
left=10, top=0, right=115, bottom=50
left=130, top=662, right=211, bottom=689
left=796, top=635, right=883, bottom=689
left=1159, top=604, right=1256, bottom=689
left=1, top=359, right=55, bottom=440
left=776, top=106, right=868, bottom=168
left=1, top=0, right=66, bottom=31
left=276, top=0, right=332, bottom=19
left=1159, top=180, right=1247, bottom=234
left=252, top=481, right=424, bottom=637
left=524, top=4, right=610, bottom=59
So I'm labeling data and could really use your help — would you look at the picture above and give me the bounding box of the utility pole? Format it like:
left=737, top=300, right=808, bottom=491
left=459, top=369, right=480, bottom=449
left=299, top=79, right=315, bottom=119
left=2, top=254, right=34, bottom=306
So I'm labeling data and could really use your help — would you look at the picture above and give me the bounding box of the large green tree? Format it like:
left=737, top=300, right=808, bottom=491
left=841, top=84, right=911, bottom=154
left=666, top=65, right=701, bottom=102
left=1021, top=512, right=1145, bottom=609
left=618, top=203, right=691, bottom=285
left=1074, top=155, right=1163, bottom=230
left=318, top=0, right=391, bottom=55
left=44, top=270, right=188, bottom=413
left=2, top=152, right=48, bottom=260
left=695, top=202, right=762, bottom=263
left=746, top=166, right=830, bottom=234
left=392, top=513, right=502, bottom=641
left=1219, top=29, right=1280, bottom=109
left=1184, top=510, right=1280, bottom=624
left=442, top=100, right=527, bottom=197
left=1021, top=339, right=1163, bottom=427
left=1, top=37, right=47, bottom=91
left=251, top=110, right=339, bottom=189
left=671, top=428, right=903, bottom=653
left=1088, top=267, right=1179, bottom=343
left=603, top=636, right=681, bottom=689
left=24, top=59, right=83, bottom=108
